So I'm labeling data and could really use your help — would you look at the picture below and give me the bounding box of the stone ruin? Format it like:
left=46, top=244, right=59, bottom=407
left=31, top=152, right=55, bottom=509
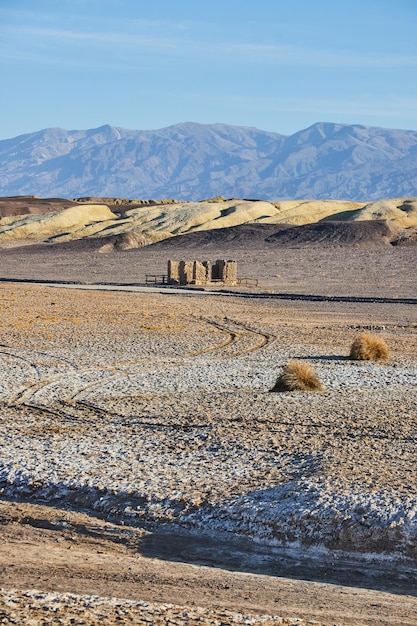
left=167, top=259, right=237, bottom=286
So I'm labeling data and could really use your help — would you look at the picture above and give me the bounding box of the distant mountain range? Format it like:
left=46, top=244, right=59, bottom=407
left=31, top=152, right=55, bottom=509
left=1, top=121, right=417, bottom=201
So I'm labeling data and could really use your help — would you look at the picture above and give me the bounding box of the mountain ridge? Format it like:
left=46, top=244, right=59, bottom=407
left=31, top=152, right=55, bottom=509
left=1, top=121, right=417, bottom=201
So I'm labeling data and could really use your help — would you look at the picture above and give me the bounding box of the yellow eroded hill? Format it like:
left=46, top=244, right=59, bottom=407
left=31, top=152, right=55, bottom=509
left=258, top=200, right=364, bottom=225
left=348, top=198, right=417, bottom=228
left=0, top=204, right=117, bottom=242
left=0, top=197, right=416, bottom=247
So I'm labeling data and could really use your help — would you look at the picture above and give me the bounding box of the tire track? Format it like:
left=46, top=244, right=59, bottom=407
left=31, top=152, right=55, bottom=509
left=184, top=319, right=238, bottom=357
left=0, top=345, right=82, bottom=404
left=0, top=350, right=42, bottom=380
left=0, top=344, right=80, bottom=372
left=223, top=317, right=275, bottom=356
left=4, top=314, right=274, bottom=416
left=9, top=366, right=129, bottom=406
left=190, top=316, right=275, bottom=359
left=45, top=316, right=274, bottom=408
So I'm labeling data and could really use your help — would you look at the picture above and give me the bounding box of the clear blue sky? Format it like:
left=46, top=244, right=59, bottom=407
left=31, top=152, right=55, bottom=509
left=1, top=0, right=417, bottom=139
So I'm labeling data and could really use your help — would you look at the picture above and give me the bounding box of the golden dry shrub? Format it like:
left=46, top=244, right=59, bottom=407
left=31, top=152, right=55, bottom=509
left=349, top=332, right=389, bottom=361
left=270, top=360, right=325, bottom=392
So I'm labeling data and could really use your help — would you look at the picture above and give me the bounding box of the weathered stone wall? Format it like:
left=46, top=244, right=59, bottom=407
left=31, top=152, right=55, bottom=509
left=193, top=261, right=210, bottom=285
left=211, top=260, right=223, bottom=281
left=167, top=260, right=179, bottom=284
left=167, top=259, right=237, bottom=285
left=211, top=260, right=237, bottom=285
left=179, top=261, right=194, bottom=285
left=223, top=260, right=237, bottom=285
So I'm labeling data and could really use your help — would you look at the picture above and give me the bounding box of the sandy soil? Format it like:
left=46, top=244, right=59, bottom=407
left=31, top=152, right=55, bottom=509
left=0, top=242, right=416, bottom=624
left=2, top=501, right=417, bottom=626
left=0, top=237, right=417, bottom=299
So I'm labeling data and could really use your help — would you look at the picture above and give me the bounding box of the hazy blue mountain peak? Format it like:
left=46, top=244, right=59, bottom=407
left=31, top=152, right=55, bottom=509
left=1, top=121, right=416, bottom=201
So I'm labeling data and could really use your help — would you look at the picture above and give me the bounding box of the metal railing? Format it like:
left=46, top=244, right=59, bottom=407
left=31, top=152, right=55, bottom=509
left=144, top=275, right=259, bottom=287
left=145, top=274, right=168, bottom=284
left=236, top=277, right=259, bottom=287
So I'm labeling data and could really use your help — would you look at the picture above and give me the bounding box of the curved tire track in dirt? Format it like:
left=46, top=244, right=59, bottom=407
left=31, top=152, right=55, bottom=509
left=0, top=349, right=42, bottom=380
left=189, top=316, right=274, bottom=359
left=5, top=315, right=275, bottom=418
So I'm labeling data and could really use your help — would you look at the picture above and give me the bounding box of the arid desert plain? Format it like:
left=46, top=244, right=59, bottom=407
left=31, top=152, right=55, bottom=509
left=0, top=231, right=417, bottom=625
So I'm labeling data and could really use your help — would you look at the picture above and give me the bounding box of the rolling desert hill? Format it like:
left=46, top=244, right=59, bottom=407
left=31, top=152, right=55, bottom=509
left=264, top=219, right=401, bottom=247
left=0, top=195, right=416, bottom=250
left=146, top=219, right=402, bottom=250
left=1, top=121, right=417, bottom=201
left=0, top=195, right=79, bottom=217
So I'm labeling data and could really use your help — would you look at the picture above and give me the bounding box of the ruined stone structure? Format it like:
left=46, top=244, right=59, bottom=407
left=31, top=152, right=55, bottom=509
left=178, top=261, right=194, bottom=285
left=167, top=259, right=237, bottom=286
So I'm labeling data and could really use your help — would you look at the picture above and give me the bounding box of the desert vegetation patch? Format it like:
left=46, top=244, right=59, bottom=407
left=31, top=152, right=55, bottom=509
left=349, top=332, right=389, bottom=361
left=270, top=360, right=325, bottom=392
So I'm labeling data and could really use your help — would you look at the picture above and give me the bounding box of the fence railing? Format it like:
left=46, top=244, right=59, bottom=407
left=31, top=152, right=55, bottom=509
left=145, top=274, right=168, bottom=284
left=145, top=275, right=259, bottom=287
left=236, top=277, right=259, bottom=287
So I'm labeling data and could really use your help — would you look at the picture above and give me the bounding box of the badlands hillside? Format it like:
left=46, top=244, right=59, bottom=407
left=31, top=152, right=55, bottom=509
left=0, top=195, right=416, bottom=250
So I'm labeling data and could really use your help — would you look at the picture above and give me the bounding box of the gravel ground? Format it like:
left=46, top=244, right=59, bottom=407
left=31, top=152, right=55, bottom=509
left=0, top=588, right=305, bottom=625
left=0, top=282, right=417, bottom=624
left=1, top=240, right=417, bottom=300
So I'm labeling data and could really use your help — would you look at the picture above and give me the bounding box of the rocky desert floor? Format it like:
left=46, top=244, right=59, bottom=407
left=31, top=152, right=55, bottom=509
left=0, top=242, right=417, bottom=625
